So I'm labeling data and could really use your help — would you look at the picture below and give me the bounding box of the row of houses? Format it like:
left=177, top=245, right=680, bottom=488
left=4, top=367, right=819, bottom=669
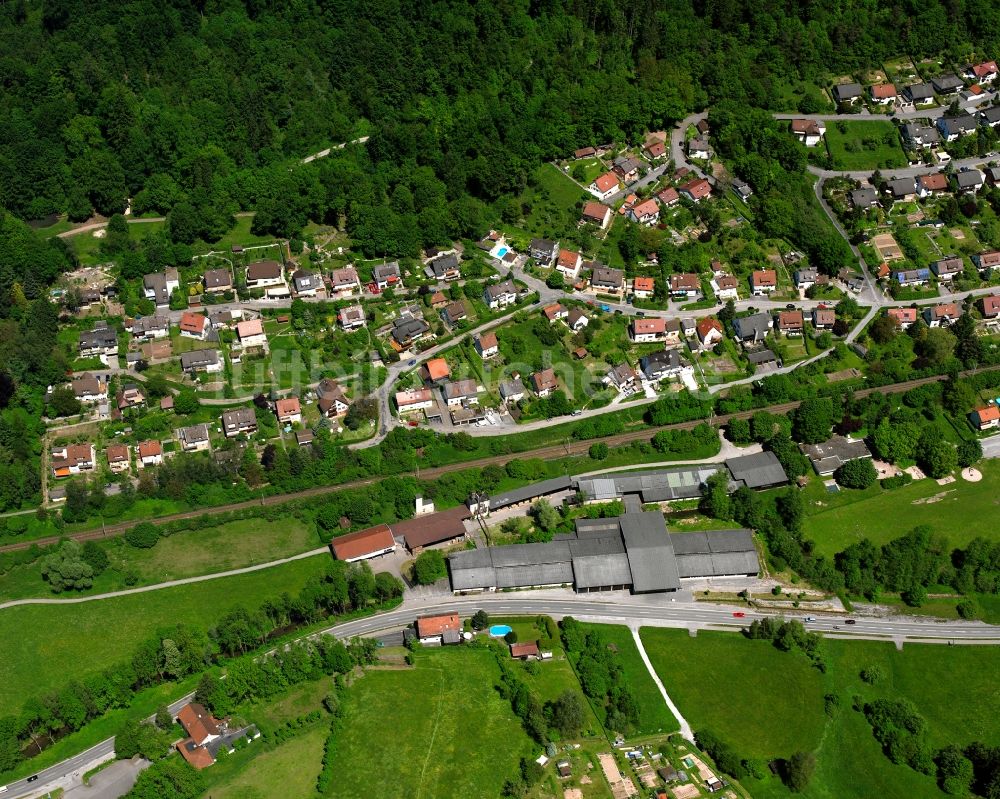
left=831, top=63, right=996, bottom=108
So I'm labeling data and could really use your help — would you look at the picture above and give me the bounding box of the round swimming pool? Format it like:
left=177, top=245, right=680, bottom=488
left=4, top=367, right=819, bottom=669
left=489, top=624, right=513, bottom=638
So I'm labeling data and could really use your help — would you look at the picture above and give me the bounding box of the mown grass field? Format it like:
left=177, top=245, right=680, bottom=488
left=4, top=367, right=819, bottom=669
left=0, top=554, right=329, bottom=710
left=802, top=460, right=1000, bottom=556
left=322, top=647, right=532, bottom=798
left=640, top=627, right=1000, bottom=799
left=581, top=623, right=679, bottom=736
left=208, top=725, right=327, bottom=799
left=824, top=119, right=907, bottom=170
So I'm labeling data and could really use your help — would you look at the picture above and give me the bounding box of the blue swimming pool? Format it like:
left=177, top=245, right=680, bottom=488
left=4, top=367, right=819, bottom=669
left=495, top=247, right=508, bottom=258
left=489, top=624, right=513, bottom=638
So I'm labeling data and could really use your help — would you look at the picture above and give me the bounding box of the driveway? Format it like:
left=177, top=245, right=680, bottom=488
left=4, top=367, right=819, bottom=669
left=980, top=433, right=1000, bottom=459
left=62, top=758, right=150, bottom=799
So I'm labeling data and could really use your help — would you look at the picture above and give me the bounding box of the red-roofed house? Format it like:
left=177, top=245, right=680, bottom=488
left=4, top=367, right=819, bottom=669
left=423, top=357, right=451, bottom=384
left=137, top=440, right=163, bottom=468
left=556, top=249, right=582, bottom=280
left=812, top=308, right=836, bottom=329
left=870, top=83, right=898, bottom=104
left=679, top=178, right=711, bottom=202
left=632, top=276, right=655, bottom=299
left=669, top=273, right=701, bottom=299
left=790, top=119, right=826, bottom=146
left=712, top=274, right=739, bottom=301
left=628, top=198, right=660, bottom=226
left=581, top=201, right=612, bottom=229
left=543, top=303, right=568, bottom=323
left=967, top=61, right=999, bottom=84
left=630, top=317, right=667, bottom=343
left=531, top=368, right=559, bottom=397
left=275, top=397, right=301, bottom=424
left=981, top=294, right=1000, bottom=319
left=917, top=173, right=949, bottom=197
left=331, top=524, right=397, bottom=562
left=750, top=269, right=778, bottom=295
left=236, top=319, right=268, bottom=349
left=510, top=641, right=541, bottom=660
left=589, top=172, right=620, bottom=201
left=475, top=332, right=499, bottom=358
left=107, top=444, right=130, bottom=474
left=973, top=251, right=1000, bottom=274
left=657, top=187, right=680, bottom=207
left=416, top=613, right=462, bottom=644
left=887, top=307, right=918, bottom=329
left=51, top=444, right=95, bottom=478
left=778, top=310, right=805, bottom=336
left=924, top=303, right=959, bottom=327
left=179, top=312, right=208, bottom=340
left=697, top=318, right=724, bottom=348
left=644, top=140, right=667, bottom=160
left=395, top=388, right=434, bottom=414
left=971, top=405, right=1000, bottom=430
left=177, top=703, right=221, bottom=746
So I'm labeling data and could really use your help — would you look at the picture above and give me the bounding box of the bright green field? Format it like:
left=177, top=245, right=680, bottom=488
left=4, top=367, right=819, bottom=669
left=802, top=460, right=1000, bottom=556
left=322, top=647, right=532, bottom=799
left=824, top=120, right=907, bottom=170
left=0, top=554, right=329, bottom=710
left=208, top=725, right=327, bottom=799
left=581, top=623, right=680, bottom=736
left=640, top=628, right=1000, bottom=799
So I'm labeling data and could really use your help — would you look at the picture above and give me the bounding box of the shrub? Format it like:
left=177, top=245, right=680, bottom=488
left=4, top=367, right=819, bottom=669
left=835, top=458, right=877, bottom=489
left=125, top=522, right=160, bottom=549
left=412, top=550, right=447, bottom=585
left=881, top=472, right=913, bottom=490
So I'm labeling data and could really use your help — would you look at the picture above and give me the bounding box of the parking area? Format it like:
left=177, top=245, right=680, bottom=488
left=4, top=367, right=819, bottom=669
left=62, top=757, right=150, bottom=799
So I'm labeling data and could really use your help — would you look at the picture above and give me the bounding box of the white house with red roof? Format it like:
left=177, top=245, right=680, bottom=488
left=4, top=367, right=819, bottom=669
left=581, top=201, right=612, bottom=229
left=628, top=198, right=660, bottom=226
left=556, top=249, right=582, bottom=280
left=679, top=178, right=711, bottom=202
left=588, top=172, right=620, bottom=201
left=966, top=61, right=998, bottom=84
left=630, top=317, right=667, bottom=343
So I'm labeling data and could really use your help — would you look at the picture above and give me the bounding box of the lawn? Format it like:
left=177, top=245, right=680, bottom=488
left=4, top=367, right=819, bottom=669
left=0, top=553, right=330, bottom=710
left=207, top=725, right=327, bottom=799
left=802, top=459, right=1000, bottom=556
left=824, top=120, right=907, bottom=170
left=640, top=628, right=1000, bottom=799
left=322, top=647, right=533, bottom=798
left=515, top=163, right=590, bottom=240
left=581, top=623, right=680, bottom=736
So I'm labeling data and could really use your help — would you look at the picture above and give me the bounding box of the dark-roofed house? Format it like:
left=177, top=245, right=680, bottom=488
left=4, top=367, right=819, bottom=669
left=180, top=349, right=221, bottom=374
left=799, top=435, right=872, bottom=475
left=832, top=82, right=862, bottom=103
left=902, top=122, right=940, bottom=148
left=429, top=253, right=462, bottom=281
left=529, top=238, right=558, bottom=264
left=849, top=188, right=879, bottom=209
left=893, top=268, right=930, bottom=287
left=932, top=74, right=964, bottom=95
left=747, top=349, right=778, bottom=370
left=442, top=300, right=467, bottom=326
left=982, top=107, right=1000, bottom=128
left=245, top=260, right=288, bottom=297
left=733, top=312, right=773, bottom=343
left=221, top=407, right=257, bottom=438
left=317, top=379, right=349, bottom=418
left=904, top=82, right=935, bottom=103
left=973, top=251, right=1000, bottom=274
left=372, top=261, right=401, bottom=288
left=129, top=314, right=170, bottom=340
left=203, top=268, right=233, bottom=293
left=931, top=256, right=964, bottom=281
left=78, top=325, right=119, bottom=357
left=790, top=119, right=826, bottom=146
left=143, top=268, right=179, bottom=307
left=177, top=424, right=211, bottom=452
left=956, top=169, right=985, bottom=193
left=391, top=316, right=431, bottom=348
left=937, top=115, right=978, bottom=141
left=292, top=269, right=323, bottom=297
left=641, top=349, right=688, bottom=382
left=591, top=266, right=625, bottom=293
left=484, top=279, right=518, bottom=309
left=887, top=177, right=916, bottom=201
left=331, top=524, right=397, bottom=562
left=726, top=451, right=788, bottom=489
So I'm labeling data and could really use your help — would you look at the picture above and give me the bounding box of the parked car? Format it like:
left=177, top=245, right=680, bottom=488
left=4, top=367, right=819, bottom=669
left=845, top=619, right=857, bottom=625
left=732, top=611, right=746, bottom=618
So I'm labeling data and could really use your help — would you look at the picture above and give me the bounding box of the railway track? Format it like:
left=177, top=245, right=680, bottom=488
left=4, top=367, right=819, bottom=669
left=0, top=370, right=970, bottom=554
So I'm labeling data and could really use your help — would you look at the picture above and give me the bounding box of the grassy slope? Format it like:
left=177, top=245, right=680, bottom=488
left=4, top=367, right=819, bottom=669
left=640, top=628, right=1000, bottom=799
left=803, top=460, right=1000, bottom=556
left=208, top=725, right=327, bottom=799
left=322, top=647, right=532, bottom=799
left=0, top=554, right=329, bottom=709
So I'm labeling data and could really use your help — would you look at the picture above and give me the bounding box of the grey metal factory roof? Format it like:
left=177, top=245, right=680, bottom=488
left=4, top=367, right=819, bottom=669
left=573, top=554, right=633, bottom=589
left=669, top=528, right=755, bottom=555
left=675, top=551, right=760, bottom=577
left=620, top=512, right=680, bottom=592
left=495, top=562, right=573, bottom=588
left=488, top=476, right=573, bottom=509
left=574, top=466, right=722, bottom=503
left=669, top=529, right=759, bottom=577
left=725, top=451, right=789, bottom=489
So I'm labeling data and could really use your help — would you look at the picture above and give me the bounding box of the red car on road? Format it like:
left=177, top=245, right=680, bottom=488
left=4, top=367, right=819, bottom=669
left=732, top=612, right=746, bottom=618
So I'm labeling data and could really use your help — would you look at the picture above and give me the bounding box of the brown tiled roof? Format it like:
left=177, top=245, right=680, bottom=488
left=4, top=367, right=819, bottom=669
left=510, top=641, right=540, bottom=658
left=416, top=613, right=462, bottom=638
left=331, top=524, right=396, bottom=560
left=177, top=703, right=220, bottom=746
left=137, top=440, right=162, bottom=458
left=275, top=397, right=301, bottom=418
left=390, top=505, right=469, bottom=549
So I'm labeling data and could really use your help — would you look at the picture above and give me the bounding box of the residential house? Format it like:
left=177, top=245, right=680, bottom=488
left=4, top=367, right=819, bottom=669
left=500, top=377, right=526, bottom=403
left=869, top=83, right=897, bottom=104
left=777, top=310, right=805, bottom=336
left=51, top=444, right=95, bottom=478
left=887, top=177, right=917, bottom=202
left=275, top=397, right=301, bottom=425
left=712, top=274, right=739, bottom=301
left=72, top=374, right=106, bottom=403
left=429, top=291, right=448, bottom=309
left=794, top=268, right=820, bottom=290
left=917, top=173, right=949, bottom=197
left=423, top=358, right=451, bottom=385
left=235, top=319, right=268, bottom=349
left=592, top=266, right=625, bottom=294
left=528, top=238, right=559, bottom=265
left=202, top=268, right=233, bottom=294
left=292, top=269, right=323, bottom=297
left=832, top=82, right=862, bottom=104
left=800, top=435, right=873, bottom=475
left=474, top=332, right=499, bottom=358
left=628, top=198, right=660, bottom=226
left=106, top=444, right=130, bottom=473
left=670, top=272, right=701, bottom=299
left=630, top=317, right=667, bottom=343
left=392, top=317, right=431, bottom=349
left=179, top=311, right=208, bottom=340
left=893, top=268, right=930, bottom=287
left=923, top=302, right=959, bottom=327
left=733, top=312, right=773, bottom=343
left=556, top=248, right=582, bottom=280
left=295, top=430, right=314, bottom=447
left=574, top=146, right=597, bottom=159
left=567, top=308, right=589, bottom=332
left=328, top=267, right=360, bottom=298
left=78, top=324, right=119, bottom=357
left=697, top=317, right=724, bottom=348
left=632, top=276, right=655, bottom=299
left=209, top=309, right=240, bottom=330
left=902, top=122, right=940, bottom=149
left=604, top=363, right=638, bottom=392
left=221, top=407, right=257, bottom=438
left=974, top=251, right=1000, bottom=275
left=748, top=349, right=779, bottom=370
left=750, top=269, right=778, bottom=295
left=640, top=349, right=689, bottom=381
left=980, top=294, right=1000, bottom=319
left=416, top=614, right=462, bottom=645
left=483, top=279, right=518, bottom=309
left=687, top=136, right=712, bottom=159
left=657, top=187, right=680, bottom=207
left=732, top=178, right=753, bottom=201
left=618, top=194, right=639, bottom=216
left=612, top=156, right=643, bottom=183
left=903, top=83, right=935, bottom=103
left=679, top=178, right=711, bottom=202
left=442, top=300, right=467, bottom=326
left=790, top=119, right=826, bottom=146
left=338, top=304, right=366, bottom=330
left=531, top=368, right=559, bottom=397
left=696, top=118, right=710, bottom=135
left=180, top=349, right=221, bottom=374
left=588, top=173, right=620, bottom=202
left=887, top=307, right=919, bottom=329
left=175, top=703, right=222, bottom=770
left=116, top=384, right=146, bottom=412
left=982, top=107, right=1000, bottom=128
left=986, top=166, right=1000, bottom=186
left=245, top=260, right=289, bottom=298
left=937, top=115, right=978, bottom=141
left=429, top=253, right=462, bottom=281
left=931, top=74, right=964, bottom=95
left=442, top=379, right=478, bottom=407
left=970, top=405, right=1000, bottom=430
left=317, top=379, right=350, bottom=418
left=849, top=188, right=879, bottom=209
left=581, top=201, right=613, bottom=229
left=137, top=440, right=163, bottom=468
left=966, top=61, right=998, bottom=84
left=543, top=303, right=568, bottom=323
left=129, top=314, right=170, bottom=340
left=177, top=424, right=211, bottom=452
left=644, top=140, right=667, bottom=160
left=665, top=318, right=684, bottom=347
left=931, top=256, right=964, bottom=281
left=395, top=388, right=434, bottom=414
left=812, top=308, right=836, bottom=329
left=956, top=169, right=985, bottom=193
left=372, top=261, right=401, bottom=289
left=143, top=268, right=179, bottom=307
